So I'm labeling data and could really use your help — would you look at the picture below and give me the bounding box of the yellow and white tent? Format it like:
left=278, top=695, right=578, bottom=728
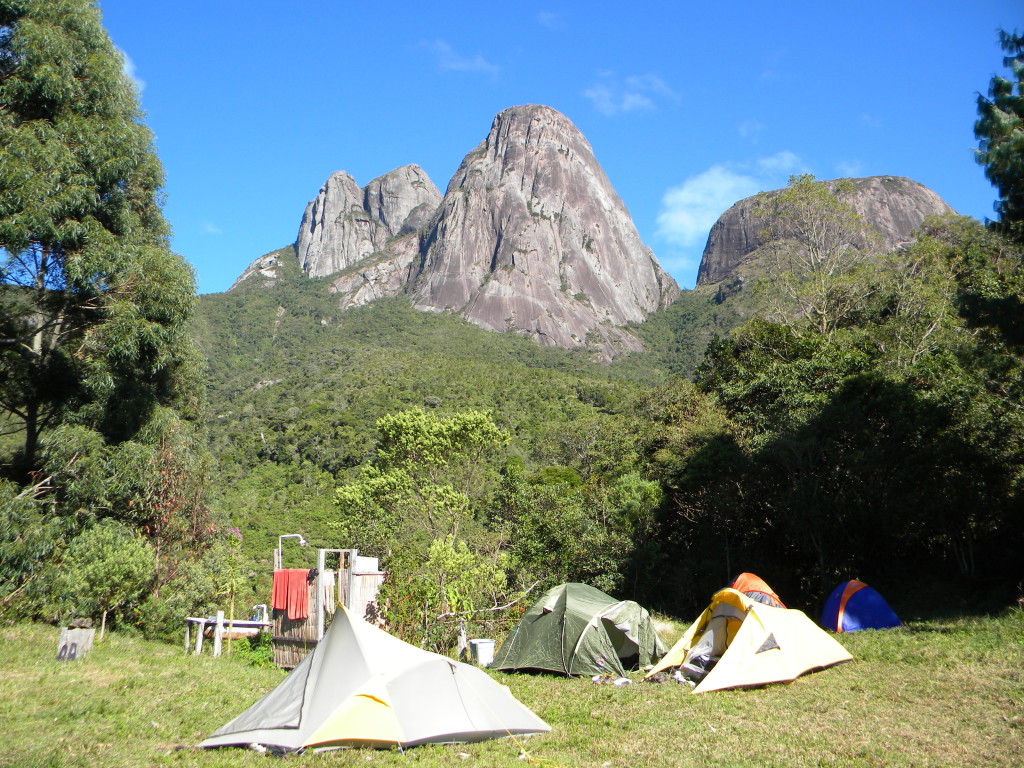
left=199, top=606, right=550, bottom=752
left=646, top=588, right=852, bottom=693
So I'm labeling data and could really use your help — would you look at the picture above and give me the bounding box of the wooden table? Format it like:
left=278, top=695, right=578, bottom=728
left=185, top=612, right=272, bottom=657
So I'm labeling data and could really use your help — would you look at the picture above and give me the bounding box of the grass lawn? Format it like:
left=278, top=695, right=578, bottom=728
left=1, top=611, right=1022, bottom=768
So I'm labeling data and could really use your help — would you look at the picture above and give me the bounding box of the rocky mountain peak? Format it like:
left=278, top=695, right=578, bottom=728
left=696, top=176, right=955, bottom=286
left=411, top=105, right=679, bottom=354
left=363, top=164, right=441, bottom=237
left=295, top=165, right=441, bottom=279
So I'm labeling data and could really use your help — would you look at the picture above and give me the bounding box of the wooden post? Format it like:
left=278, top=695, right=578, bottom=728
left=347, top=549, right=358, bottom=612
left=458, top=618, right=468, bottom=662
left=195, top=619, right=205, bottom=655
left=213, top=610, right=224, bottom=657
left=185, top=622, right=191, bottom=654
left=316, top=549, right=325, bottom=641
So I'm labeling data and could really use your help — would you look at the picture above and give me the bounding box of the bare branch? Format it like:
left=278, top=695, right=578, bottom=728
left=15, top=474, right=52, bottom=500
left=435, top=580, right=541, bottom=621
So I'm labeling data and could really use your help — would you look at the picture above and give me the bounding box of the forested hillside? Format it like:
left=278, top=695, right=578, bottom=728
left=194, top=204, right=1024, bottom=652
left=194, top=249, right=695, bottom=646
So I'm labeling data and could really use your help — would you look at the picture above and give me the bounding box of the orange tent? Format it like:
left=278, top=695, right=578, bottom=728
left=729, top=573, right=785, bottom=608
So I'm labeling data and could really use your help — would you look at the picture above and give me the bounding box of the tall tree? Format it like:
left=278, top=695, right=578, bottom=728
left=0, top=1, right=213, bottom=629
left=753, top=175, right=884, bottom=336
left=334, top=408, right=512, bottom=649
left=0, top=0, right=198, bottom=474
left=975, top=30, right=1024, bottom=244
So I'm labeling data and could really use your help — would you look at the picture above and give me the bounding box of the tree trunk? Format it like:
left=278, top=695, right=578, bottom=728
left=22, top=245, right=49, bottom=474
left=100, top=609, right=108, bottom=642
left=227, top=591, right=235, bottom=655
left=23, top=400, right=39, bottom=475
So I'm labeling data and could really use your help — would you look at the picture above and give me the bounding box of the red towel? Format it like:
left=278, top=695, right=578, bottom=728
left=272, top=569, right=310, bottom=620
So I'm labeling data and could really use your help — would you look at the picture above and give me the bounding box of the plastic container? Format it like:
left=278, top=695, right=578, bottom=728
left=468, top=638, right=495, bottom=667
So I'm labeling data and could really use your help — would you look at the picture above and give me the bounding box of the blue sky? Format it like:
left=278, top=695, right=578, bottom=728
left=98, top=1, right=1020, bottom=295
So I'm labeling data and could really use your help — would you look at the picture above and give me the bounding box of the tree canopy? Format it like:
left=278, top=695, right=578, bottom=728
left=667, top=215, right=1024, bottom=599
left=0, top=0, right=215, bottom=636
left=975, top=29, right=1024, bottom=243
left=0, top=0, right=199, bottom=473
left=753, top=174, right=884, bottom=336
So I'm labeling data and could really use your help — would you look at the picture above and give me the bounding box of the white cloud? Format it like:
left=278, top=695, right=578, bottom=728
left=656, top=166, right=763, bottom=249
left=582, top=84, right=621, bottom=116
left=756, top=150, right=805, bottom=175
left=738, top=119, right=764, bottom=142
left=420, top=40, right=499, bottom=76
left=625, top=73, right=675, bottom=98
left=834, top=160, right=864, bottom=177
left=537, top=11, right=559, bottom=28
left=203, top=221, right=223, bottom=236
left=654, top=152, right=808, bottom=287
left=119, top=49, right=145, bottom=93
left=861, top=114, right=882, bottom=128
left=583, top=72, right=676, bottom=116
left=618, top=91, right=655, bottom=113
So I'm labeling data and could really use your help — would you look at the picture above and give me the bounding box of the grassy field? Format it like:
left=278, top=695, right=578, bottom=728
left=1, top=611, right=1022, bottom=768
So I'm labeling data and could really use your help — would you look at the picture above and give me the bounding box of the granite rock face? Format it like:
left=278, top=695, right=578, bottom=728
left=696, top=176, right=955, bottom=286
left=233, top=106, right=679, bottom=357
left=326, top=232, right=422, bottom=311
left=295, top=165, right=442, bottom=279
left=229, top=251, right=283, bottom=291
left=410, top=105, right=679, bottom=353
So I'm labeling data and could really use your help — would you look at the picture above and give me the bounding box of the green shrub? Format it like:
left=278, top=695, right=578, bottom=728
left=233, top=630, right=274, bottom=667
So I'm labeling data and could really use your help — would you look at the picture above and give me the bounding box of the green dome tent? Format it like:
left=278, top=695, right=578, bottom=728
left=491, top=583, right=666, bottom=677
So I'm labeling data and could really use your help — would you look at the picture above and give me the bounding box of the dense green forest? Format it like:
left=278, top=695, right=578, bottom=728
left=193, top=207, right=1024, bottom=652
left=193, top=252, right=690, bottom=646
left=2, top=3, right=1022, bottom=652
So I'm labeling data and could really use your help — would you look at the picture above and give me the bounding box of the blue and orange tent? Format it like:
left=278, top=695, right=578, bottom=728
left=821, top=580, right=901, bottom=632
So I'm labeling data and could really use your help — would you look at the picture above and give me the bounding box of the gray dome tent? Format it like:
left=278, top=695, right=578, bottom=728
left=199, top=606, right=549, bottom=752
left=491, top=583, right=666, bottom=677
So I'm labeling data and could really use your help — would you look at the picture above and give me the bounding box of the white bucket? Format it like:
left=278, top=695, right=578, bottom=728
left=468, top=638, right=495, bottom=667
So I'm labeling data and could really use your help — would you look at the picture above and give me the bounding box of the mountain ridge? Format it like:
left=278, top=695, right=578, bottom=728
left=231, top=105, right=679, bottom=359
left=228, top=107, right=956, bottom=363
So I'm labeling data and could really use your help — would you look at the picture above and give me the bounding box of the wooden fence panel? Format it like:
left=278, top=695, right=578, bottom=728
left=272, top=581, right=317, bottom=669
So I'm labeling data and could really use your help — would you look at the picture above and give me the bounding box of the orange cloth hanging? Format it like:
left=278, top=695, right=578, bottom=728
left=271, top=569, right=290, bottom=611
left=272, top=569, right=310, bottom=620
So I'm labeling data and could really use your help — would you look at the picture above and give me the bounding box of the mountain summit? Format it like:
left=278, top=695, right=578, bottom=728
left=696, top=176, right=955, bottom=286
left=296, top=164, right=442, bottom=279
left=231, top=105, right=679, bottom=358
left=409, top=105, right=679, bottom=353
